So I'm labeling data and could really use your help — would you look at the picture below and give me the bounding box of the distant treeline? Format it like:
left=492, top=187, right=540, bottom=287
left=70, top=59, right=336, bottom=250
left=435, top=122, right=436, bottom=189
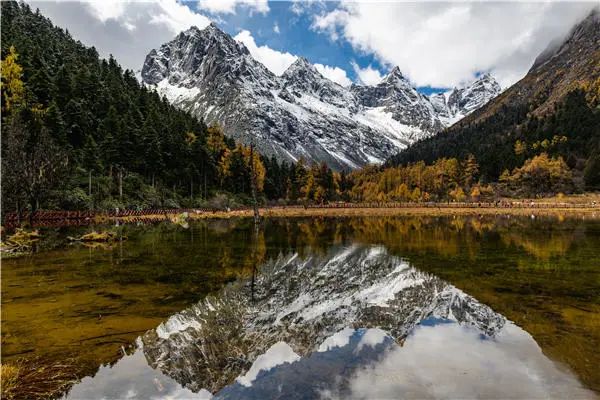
left=1, top=1, right=344, bottom=217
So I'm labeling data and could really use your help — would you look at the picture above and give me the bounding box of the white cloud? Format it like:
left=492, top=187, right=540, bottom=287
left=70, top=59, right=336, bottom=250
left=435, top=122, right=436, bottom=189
left=81, top=0, right=211, bottom=34
left=123, top=21, right=136, bottom=32
left=84, top=0, right=127, bottom=23
left=273, top=22, right=280, bottom=34
left=197, top=0, right=269, bottom=15
left=149, top=0, right=211, bottom=34
left=313, top=2, right=597, bottom=88
left=290, top=0, right=325, bottom=16
left=235, top=29, right=353, bottom=86
left=351, top=62, right=383, bottom=86
left=28, top=0, right=211, bottom=71
left=234, top=29, right=297, bottom=75
left=314, top=63, right=352, bottom=87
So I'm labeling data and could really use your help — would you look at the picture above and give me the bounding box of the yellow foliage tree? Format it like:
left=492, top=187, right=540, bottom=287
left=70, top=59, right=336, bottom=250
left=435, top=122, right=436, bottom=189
left=206, top=124, right=227, bottom=155
left=218, top=148, right=232, bottom=185
left=240, top=144, right=266, bottom=191
left=514, top=140, right=527, bottom=156
left=185, top=131, right=197, bottom=145
left=449, top=187, right=466, bottom=202
left=470, top=185, right=481, bottom=201
left=1, top=46, right=25, bottom=114
left=411, top=187, right=422, bottom=202
left=301, top=170, right=315, bottom=201
left=507, top=153, right=573, bottom=196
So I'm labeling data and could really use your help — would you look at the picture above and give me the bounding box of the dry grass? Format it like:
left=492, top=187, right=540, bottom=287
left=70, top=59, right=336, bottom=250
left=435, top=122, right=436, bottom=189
left=0, top=229, right=42, bottom=257
left=67, top=230, right=122, bottom=242
left=113, top=202, right=600, bottom=224
left=1, top=358, right=78, bottom=400
left=4, top=229, right=41, bottom=249
left=1, top=364, right=20, bottom=399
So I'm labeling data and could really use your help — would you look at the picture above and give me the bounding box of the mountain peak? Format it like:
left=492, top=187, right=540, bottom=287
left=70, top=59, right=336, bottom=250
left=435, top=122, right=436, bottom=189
left=470, top=73, right=501, bottom=91
left=530, top=6, right=599, bottom=73
left=288, top=57, right=316, bottom=72
left=293, top=56, right=311, bottom=67
left=200, top=22, right=231, bottom=39
left=204, top=22, right=225, bottom=33
left=283, top=56, right=320, bottom=79
left=381, top=66, right=410, bottom=86
left=389, top=66, right=404, bottom=77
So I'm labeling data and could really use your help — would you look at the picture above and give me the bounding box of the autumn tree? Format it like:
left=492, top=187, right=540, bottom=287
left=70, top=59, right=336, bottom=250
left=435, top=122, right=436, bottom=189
left=0, top=46, right=25, bottom=115
left=505, top=153, right=574, bottom=196
left=461, top=154, right=479, bottom=187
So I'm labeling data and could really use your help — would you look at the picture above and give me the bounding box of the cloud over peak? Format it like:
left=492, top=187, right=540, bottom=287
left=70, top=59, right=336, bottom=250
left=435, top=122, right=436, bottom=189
left=235, top=29, right=351, bottom=86
left=312, top=2, right=597, bottom=88
left=197, top=0, right=269, bottom=15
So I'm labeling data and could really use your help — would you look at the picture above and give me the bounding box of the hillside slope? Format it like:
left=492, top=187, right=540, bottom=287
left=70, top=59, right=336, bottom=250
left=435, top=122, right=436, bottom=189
left=389, top=8, right=600, bottom=186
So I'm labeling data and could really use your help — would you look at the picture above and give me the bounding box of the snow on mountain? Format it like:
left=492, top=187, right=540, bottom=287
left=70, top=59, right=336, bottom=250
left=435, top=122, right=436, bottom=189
left=445, top=73, right=502, bottom=122
left=141, top=245, right=506, bottom=393
left=142, top=24, right=500, bottom=170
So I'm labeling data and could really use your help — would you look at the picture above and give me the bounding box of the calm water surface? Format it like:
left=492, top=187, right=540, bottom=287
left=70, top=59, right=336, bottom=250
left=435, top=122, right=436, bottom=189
left=2, top=216, right=599, bottom=399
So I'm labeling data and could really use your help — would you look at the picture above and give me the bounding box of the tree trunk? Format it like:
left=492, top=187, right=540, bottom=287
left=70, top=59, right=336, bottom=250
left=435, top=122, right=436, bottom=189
left=119, top=168, right=123, bottom=201
left=89, top=170, right=93, bottom=210
left=29, top=196, right=37, bottom=226
left=16, top=199, right=22, bottom=226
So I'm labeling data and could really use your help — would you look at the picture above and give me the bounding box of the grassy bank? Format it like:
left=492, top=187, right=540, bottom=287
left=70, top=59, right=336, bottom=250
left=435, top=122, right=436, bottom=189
left=118, top=193, right=600, bottom=222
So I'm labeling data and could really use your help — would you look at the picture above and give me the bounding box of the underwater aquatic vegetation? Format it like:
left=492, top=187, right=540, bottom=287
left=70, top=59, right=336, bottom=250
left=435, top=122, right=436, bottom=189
left=0, top=357, right=78, bottom=400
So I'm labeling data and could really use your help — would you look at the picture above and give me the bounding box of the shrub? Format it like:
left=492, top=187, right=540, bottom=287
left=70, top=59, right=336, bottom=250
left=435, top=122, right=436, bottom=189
left=505, top=153, right=575, bottom=197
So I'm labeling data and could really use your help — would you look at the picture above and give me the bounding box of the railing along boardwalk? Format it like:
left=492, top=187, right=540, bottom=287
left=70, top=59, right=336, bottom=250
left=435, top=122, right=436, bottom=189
left=3, top=201, right=597, bottom=228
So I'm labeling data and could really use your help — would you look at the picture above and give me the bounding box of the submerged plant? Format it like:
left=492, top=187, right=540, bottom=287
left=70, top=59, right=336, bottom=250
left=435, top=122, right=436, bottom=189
left=67, top=230, right=124, bottom=243
left=0, top=358, right=78, bottom=400
left=0, top=229, right=41, bottom=257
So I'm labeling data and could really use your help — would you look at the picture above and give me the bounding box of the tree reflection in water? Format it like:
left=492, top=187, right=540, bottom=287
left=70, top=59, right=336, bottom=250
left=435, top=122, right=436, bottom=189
left=66, top=244, right=595, bottom=399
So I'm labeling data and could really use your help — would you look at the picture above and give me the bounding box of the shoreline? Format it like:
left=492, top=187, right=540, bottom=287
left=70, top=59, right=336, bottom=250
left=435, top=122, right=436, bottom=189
left=3, top=201, right=599, bottom=230
left=123, top=205, right=600, bottom=222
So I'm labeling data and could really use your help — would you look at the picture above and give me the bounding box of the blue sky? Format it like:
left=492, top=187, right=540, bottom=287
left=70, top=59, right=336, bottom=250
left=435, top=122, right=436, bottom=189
left=206, top=3, right=382, bottom=80
left=29, top=0, right=596, bottom=94
left=192, top=1, right=447, bottom=94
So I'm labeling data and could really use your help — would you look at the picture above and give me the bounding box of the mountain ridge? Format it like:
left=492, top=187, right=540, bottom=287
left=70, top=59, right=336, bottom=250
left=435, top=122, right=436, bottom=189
left=142, top=24, right=501, bottom=170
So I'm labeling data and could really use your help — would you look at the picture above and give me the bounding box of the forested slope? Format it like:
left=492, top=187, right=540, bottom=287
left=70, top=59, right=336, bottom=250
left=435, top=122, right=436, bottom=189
left=0, top=1, right=341, bottom=215
left=388, top=9, right=600, bottom=189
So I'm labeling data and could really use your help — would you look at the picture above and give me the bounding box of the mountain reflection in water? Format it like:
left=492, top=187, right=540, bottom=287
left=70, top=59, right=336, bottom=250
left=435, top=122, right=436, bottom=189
left=65, top=245, right=595, bottom=399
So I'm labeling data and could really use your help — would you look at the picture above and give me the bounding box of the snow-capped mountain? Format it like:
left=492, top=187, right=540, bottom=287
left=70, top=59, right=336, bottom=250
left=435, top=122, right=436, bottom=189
left=141, top=245, right=505, bottom=393
left=142, top=24, right=500, bottom=170
left=66, top=244, right=593, bottom=399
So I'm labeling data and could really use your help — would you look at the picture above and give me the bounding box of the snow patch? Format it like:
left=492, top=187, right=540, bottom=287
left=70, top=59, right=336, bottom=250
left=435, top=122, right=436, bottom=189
left=355, top=328, right=389, bottom=352
left=318, top=328, right=355, bottom=352
left=236, top=342, right=300, bottom=387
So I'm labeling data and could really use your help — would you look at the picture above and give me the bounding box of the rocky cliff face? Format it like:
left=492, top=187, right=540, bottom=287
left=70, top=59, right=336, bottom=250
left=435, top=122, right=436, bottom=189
left=142, top=24, right=500, bottom=170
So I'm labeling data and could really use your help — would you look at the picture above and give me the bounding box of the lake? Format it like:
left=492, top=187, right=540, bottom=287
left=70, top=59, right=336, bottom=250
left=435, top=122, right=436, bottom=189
left=2, top=215, right=599, bottom=399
